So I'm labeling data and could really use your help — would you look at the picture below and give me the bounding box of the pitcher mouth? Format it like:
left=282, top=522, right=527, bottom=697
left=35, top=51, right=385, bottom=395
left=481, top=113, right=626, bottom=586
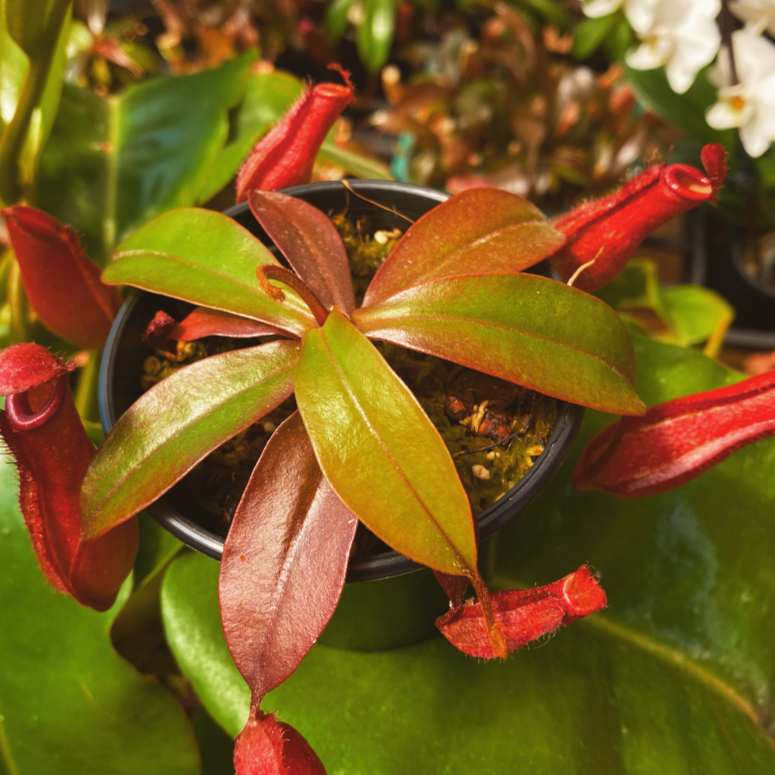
left=663, top=165, right=713, bottom=200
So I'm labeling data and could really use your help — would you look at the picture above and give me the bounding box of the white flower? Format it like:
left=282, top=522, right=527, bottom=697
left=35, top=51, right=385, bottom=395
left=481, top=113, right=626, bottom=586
left=581, top=0, right=624, bottom=17
left=581, top=0, right=660, bottom=30
left=706, top=29, right=775, bottom=157
left=729, top=0, right=775, bottom=37
left=624, top=0, right=721, bottom=94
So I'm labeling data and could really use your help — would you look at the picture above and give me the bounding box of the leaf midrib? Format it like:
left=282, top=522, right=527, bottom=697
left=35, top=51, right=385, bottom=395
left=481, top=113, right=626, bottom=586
left=319, top=330, right=471, bottom=575
left=94, top=356, right=297, bottom=518
left=360, top=311, right=633, bottom=384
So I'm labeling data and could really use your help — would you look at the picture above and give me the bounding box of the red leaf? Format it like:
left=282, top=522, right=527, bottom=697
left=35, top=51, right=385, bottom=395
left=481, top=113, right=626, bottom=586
left=0, top=343, right=75, bottom=395
left=144, top=310, right=177, bottom=350
left=0, top=345, right=137, bottom=610
left=362, top=188, right=565, bottom=307
left=172, top=307, right=285, bottom=341
left=248, top=191, right=356, bottom=313
left=573, top=370, right=775, bottom=497
left=434, top=571, right=470, bottom=608
left=548, top=148, right=726, bottom=292
left=234, top=712, right=326, bottom=775
left=436, top=566, right=607, bottom=659
left=219, top=412, right=358, bottom=702
left=2, top=207, right=123, bottom=349
left=236, top=70, right=354, bottom=202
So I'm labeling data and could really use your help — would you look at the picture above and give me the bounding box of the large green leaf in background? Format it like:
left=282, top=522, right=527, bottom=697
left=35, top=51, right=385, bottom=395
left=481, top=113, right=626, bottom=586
left=0, top=0, right=69, bottom=200
left=0, top=459, right=200, bottom=775
left=161, top=333, right=775, bottom=772
left=36, top=52, right=256, bottom=266
left=196, top=69, right=391, bottom=204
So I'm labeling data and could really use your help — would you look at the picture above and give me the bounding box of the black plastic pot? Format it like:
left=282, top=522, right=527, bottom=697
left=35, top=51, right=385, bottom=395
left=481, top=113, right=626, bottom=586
left=100, top=179, right=584, bottom=648
left=685, top=208, right=775, bottom=349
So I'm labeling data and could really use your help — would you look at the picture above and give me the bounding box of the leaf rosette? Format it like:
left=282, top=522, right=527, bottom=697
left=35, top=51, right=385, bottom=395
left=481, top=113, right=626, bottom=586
left=81, top=183, right=644, bottom=718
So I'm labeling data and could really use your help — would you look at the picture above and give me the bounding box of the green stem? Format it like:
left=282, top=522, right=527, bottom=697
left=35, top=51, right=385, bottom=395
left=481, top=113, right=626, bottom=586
left=74, top=349, right=101, bottom=423
left=8, top=258, right=30, bottom=343
left=0, top=250, right=13, bottom=308
left=0, top=0, right=71, bottom=205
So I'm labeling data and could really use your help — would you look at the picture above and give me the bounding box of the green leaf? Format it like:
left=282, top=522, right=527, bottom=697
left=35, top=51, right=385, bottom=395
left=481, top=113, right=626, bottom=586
left=0, top=459, right=200, bottom=775
left=158, top=335, right=775, bottom=774
left=317, top=139, right=393, bottom=180
left=5, top=0, right=68, bottom=59
left=0, top=0, right=69, bottom=204
left=37, top=52, right=256, bottom=265
left=324, top=0, right=356, bottom=42
left=596, top=260, right=734, bottom=356
left=106, top=208, right=316, bottom=336
left=357, top=0, right=395, bottom=74
left=162, top=552, right=251, bottom=736
left=353, top=273, right=645, bottom=415
left=363, top=188, right=565, bottom=307
left=132, top=512, right=183, bottom=588
left=197, top=70, right=303, bottom=204
left=295, top=308, right=477, bottom=576
left=659, top=284, right=734, bottom=356
left=623, top=63, right=737, bottom=153
left=573, top=13, right=619, bottom=60
left=81, top=339, right=300, bottom=541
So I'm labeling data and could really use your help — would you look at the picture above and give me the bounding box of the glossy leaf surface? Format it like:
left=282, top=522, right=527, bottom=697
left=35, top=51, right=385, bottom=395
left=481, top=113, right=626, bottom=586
left=0, top=461, right=200, bottom=775
left=82, top=340, right=300, bottom=540
left=354, top=273, right=644, bottom=415
left=363, top=188, right=565, bottom=307
left=162, top=552, right=251, bottom=736
left=160, top=548, right=775, bottom=774
left=295, top=308, right=477, bottom=575
left=248, top=190, right=356, bottom=313
left=220, top=412, right=358, bottom=701
left=37, top=53, right=255, bottom=265
left=106, top=208, right=315, bottom=337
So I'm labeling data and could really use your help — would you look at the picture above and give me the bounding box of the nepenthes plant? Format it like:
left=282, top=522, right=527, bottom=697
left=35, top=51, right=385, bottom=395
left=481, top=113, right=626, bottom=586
left=79, top=181, right=648, bottom=769
left=0, top=59, right=751, bottom=770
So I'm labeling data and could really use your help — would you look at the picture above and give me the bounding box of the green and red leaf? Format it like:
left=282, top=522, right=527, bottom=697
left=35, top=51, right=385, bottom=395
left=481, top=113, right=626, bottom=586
left=294, top=308, right=477, bottom=576
left=172, top=307, right=285, bottom=341
left=353, top=273, right=645, bottom=415
left=248, top=190, right=356, bottom=313
left=81, top=340, right=300, bottom=541
left=105, top=208, right=316, bottom=337
left=219, top=411, right=358, bottom=704
left=362, top=189, right=566, bottom=307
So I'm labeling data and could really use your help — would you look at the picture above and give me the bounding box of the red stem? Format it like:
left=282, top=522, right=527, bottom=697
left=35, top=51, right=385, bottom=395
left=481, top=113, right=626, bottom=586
left=257, top=265, right=329, bottom=327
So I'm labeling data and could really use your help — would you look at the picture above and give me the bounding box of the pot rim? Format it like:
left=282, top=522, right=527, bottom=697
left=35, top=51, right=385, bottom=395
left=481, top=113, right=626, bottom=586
left=100, top=179, right=584, bottom=583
